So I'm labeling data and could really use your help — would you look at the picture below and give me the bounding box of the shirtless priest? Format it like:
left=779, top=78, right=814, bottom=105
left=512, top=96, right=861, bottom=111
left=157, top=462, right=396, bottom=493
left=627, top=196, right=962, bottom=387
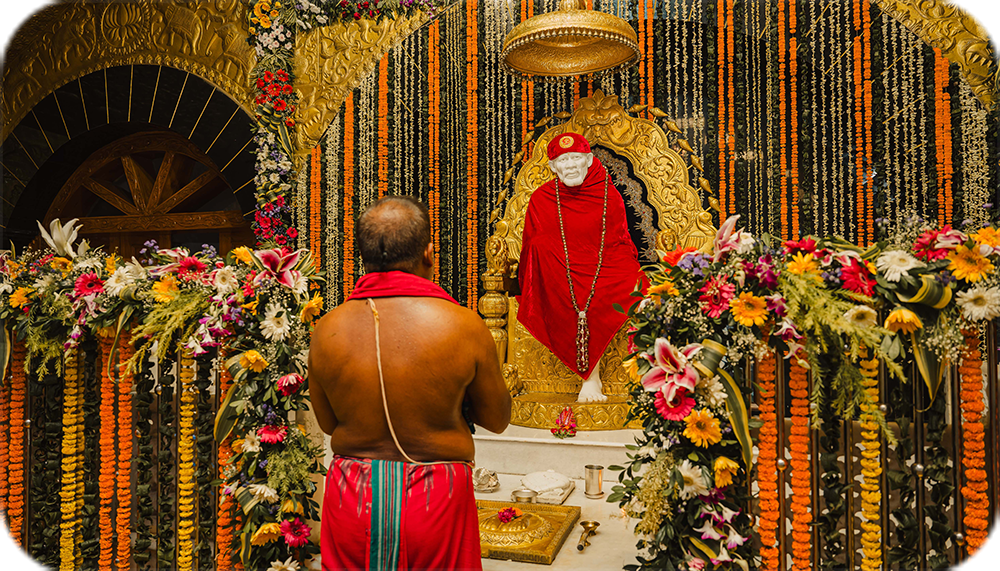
left=308, top=196, right=511, bottom=570
left=517, top=132, right=647, bottom=403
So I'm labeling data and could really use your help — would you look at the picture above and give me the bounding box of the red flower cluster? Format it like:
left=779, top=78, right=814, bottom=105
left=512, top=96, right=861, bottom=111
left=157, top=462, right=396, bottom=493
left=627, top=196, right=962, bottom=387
left=337, top=0, right=379, bottom=20
left=254, top=196, right=298, bottom=246
left=254, top=69, right=296, bottom=126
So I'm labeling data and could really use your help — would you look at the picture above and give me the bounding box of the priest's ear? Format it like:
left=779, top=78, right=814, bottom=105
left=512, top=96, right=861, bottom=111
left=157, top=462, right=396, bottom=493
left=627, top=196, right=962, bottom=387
left=421, top=241, right=435, bottom=269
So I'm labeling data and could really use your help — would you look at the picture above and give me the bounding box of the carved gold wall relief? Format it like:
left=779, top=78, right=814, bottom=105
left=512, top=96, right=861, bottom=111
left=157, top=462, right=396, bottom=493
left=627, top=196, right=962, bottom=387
left=2, top=0, right=255, bottom=141
left=875, top=0, right=999, bottom=110
left=292, top=12, right=428, bottom=167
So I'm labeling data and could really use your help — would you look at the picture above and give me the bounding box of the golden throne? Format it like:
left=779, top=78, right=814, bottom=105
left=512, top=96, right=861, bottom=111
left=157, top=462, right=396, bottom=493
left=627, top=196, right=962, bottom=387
left=479, top=90, right=716, bottom=430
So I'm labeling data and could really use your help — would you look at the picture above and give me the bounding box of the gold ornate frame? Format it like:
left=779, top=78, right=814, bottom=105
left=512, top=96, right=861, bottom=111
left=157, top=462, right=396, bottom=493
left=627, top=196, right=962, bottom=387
left=479, top=90, right=715, bottom=430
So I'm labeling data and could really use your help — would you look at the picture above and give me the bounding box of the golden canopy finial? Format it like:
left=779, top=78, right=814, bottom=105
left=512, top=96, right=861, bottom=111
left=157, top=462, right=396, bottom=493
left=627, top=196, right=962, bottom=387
left=501, top=0, right=640, bottom=82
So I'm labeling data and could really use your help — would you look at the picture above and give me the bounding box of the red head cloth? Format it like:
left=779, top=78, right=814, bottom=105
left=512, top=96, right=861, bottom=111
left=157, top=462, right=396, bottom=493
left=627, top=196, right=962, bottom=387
left=546, top=132, right=592, bottom=160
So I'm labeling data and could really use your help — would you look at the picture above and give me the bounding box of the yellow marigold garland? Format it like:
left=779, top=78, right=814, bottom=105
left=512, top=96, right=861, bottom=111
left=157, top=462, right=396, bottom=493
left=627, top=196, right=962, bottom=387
left=857, top=348, right=883, bottom=571
left=788, top=355, right=812, bottom=570
left=216, top=358, right=238, bottom=571
left=0, top=368, right=9, bottom=512
left=7, top=340, right=26, bottom=545
left=177, top=350, right=197, bottom=571
left=959, top=329, right=990, bottom=554
left=116, top=334, right=135, bottom=568
left=756, top=348, right=780, bottom=570
left=98, top=335, right=117, bottom=569
left=59, top=349, right=83, bottom=571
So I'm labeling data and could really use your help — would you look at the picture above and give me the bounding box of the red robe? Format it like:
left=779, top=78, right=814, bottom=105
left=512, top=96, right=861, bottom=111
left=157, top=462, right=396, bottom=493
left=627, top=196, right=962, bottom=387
left=516, top=157, right=646, bottom=378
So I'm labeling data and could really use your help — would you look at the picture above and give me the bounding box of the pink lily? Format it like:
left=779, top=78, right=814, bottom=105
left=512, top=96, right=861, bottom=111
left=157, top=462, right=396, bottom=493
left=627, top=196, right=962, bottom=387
left=713, top=215, right=754, bottom=262
left=253, top=248, right=303, bottom=288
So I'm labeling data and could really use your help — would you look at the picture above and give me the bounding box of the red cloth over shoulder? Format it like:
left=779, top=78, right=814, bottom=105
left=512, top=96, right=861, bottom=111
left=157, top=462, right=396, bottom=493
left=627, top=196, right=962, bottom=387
left=516, top=157, right=647, bottom=378
left=346, top=270, right=458, bottom=305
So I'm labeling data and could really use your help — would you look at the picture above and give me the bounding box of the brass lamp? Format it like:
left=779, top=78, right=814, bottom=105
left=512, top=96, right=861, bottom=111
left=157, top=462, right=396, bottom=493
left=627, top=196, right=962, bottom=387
left=501, top=0, right=640, bottom=81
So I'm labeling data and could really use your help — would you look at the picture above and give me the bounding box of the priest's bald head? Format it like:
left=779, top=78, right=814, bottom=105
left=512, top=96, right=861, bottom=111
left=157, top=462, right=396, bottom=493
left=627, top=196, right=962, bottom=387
left=547, top=132, right=594, bottom=188
left=357, top=196, right=433, bottom=277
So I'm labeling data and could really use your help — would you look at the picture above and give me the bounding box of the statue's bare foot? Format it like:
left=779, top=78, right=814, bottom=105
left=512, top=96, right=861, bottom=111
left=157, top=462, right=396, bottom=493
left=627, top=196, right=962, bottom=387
left=577, top=378, right=608, bottom=403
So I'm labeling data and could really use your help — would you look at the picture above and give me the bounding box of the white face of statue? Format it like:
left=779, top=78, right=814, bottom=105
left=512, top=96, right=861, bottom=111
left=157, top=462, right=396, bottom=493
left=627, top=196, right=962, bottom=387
left=548, top=152, right=594, bottom=188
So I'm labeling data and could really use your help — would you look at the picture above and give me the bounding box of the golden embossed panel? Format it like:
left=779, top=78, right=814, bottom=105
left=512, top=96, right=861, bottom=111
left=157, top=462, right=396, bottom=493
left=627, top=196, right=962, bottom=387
left=477, top=500, right=581, bottom=564
left=2, top=0, right=256, bottom=141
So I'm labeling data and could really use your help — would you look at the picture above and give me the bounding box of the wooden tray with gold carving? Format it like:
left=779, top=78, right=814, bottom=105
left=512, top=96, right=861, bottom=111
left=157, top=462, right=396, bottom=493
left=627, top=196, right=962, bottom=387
left=476, top=499, right=581, bottom=565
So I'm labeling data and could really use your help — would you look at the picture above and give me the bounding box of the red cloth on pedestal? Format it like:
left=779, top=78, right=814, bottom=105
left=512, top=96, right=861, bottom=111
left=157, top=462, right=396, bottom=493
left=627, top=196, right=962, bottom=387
left=346, top=270, right=458, bottom=305
left=516, top=157, right=646, bottom=378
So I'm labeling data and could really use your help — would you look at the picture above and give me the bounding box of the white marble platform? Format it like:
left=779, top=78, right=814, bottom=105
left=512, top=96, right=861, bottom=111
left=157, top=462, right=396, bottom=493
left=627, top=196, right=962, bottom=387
left=476, top=473, right=640, bottom=570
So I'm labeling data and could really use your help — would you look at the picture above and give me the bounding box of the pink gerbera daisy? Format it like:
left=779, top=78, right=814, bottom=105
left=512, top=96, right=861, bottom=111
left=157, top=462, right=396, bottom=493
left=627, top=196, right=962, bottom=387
left=280, top=517, right=311, bottom=547
left=654, top=387, right=697, bottom=421
left=74, top=272, right=104, bottom=297
left=258, top=425, right=287, bottom=444
left=178, top=256, right=208, bottom=277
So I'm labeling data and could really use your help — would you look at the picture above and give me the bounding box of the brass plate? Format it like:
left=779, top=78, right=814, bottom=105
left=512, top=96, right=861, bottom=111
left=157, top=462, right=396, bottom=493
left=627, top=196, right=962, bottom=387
left=477, top=500, right=581, bottom=565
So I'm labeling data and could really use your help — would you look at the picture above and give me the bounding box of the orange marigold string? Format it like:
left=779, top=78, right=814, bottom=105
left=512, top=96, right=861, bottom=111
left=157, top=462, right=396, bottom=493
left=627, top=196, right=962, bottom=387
left=756, top=348, right=780, bottom=570
left=98, top=335, right=117, bottom=570
left=857, top=348, right=883, bottom=571
left=343, top=93, right=356, bottom=299
left=788, top=354, right=812, bottom=570
left=216, top=356, right=237, bottom=571
left=0, top=365, right=9, bottom=510
left=646, top=0, right=653, bottom=110
left=377, top=55, right=389, bottom=199
left=959, top=329, right=990, bottom=554
left=310, top=146, right=322, bottom=262
left=7, top=340, right=26, bottom=545
left=466, top=0, right=480, bottom=309
left=789, top=0, right=799, bottom=239
left=116, top=333, right=135, bottom=569
left=727, top=0, right=736, bottom=217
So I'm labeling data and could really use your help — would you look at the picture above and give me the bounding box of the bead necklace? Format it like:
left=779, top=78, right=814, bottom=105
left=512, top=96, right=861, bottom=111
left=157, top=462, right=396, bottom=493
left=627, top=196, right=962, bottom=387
left=554, top=169, right=609, bottom=373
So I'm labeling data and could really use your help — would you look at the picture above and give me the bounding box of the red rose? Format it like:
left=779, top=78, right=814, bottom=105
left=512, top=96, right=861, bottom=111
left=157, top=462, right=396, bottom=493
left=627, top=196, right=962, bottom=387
left=353, top=11, right=361, bottom=19
left=287, top=227, right=298, bottom=238
left=274, top=100, right=287, bottom=112
left=369, top=9, right=375, bottom=17
left=276, top=235, right=287, bottom=245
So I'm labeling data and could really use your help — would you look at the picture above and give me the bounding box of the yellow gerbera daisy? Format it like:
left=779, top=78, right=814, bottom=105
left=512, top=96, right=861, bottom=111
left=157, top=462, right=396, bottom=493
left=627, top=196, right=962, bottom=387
left=9, top=287, right=34, bottom=308
left=786, top=252, right=818, bottom=275
left=972, top=227, right=1000, bottom=249
left=240, top=350, right=269, bottom=373
left=281, top=497, right=305, bottom=515
left=729, top=292, right=767, bottom=327
left=648, top=279, right=679, bottom=297
left=884, top=307, right=922, bottom=335
left=251, top=522, right=282, bottom=545
left=300, top=293, right=324, bottom=323
left=682, top=409, right=722, bottom=448
left=232, top=246, right=255, bottom=265
left=714, top=456, right=740, bottom=488
left=242, top=298, right=260, bottom=315
left=50, top=257, right=73, bottom=276
left=947, top=245, right=994, bottom=282
left=152, top=275, right=179, bottom=303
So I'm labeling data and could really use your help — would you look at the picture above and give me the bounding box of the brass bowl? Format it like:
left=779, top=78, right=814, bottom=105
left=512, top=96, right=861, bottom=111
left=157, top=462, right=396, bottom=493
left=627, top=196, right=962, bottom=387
left=501, top=0, right=640, bottom=81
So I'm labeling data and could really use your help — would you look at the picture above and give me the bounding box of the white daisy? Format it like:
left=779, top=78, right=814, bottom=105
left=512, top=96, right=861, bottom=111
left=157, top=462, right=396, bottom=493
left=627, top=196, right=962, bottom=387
left=844, top=305, right=878, bottom=329
left=956, top=286, right=1000, bottom=321
left=213, top=266, right=238, bottom=294
left=875, top=250, right=924, bottom=282
left=675, top=459, right=709, bottom=499
left=290, top=271, right=308, bottom=298
left=242, top=430, right=261, bottom=453
left=248, top=483, right=280, bottom=504
left=696, top=375, right=728, bottom=409
left=261, top=303, right=290, bottom=342
left=105, top=267, right=135, bottom=296
left=268, top=556, right=301, bottom=571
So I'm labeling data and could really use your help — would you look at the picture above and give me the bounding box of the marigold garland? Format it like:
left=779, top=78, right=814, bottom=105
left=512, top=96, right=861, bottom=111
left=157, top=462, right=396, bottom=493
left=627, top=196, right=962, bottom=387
left=98, top=335, right=117, bottom=570
left=343, top=93, right=356, bottom=299
left=715, top=0, right=727, bottom=219
left=789, top=0, right=799, bottom=239
left=6, top=340, right=26, bottom=545
left=959, top=328, right=989, bottom=554
left=756, top=349, right=780, bottom=569
left=116, top=334, right=135, bottom=568
left=0, top=367, right=9, bottom=511
left=788, top=355, right=812, bottom=570
left=857, top=348, right=883, bottom=571
left=59, top=348, right=83, bottom=571
left=177, top=351, right=197, bottom=571
left=216, top=358, right=240, bottom=571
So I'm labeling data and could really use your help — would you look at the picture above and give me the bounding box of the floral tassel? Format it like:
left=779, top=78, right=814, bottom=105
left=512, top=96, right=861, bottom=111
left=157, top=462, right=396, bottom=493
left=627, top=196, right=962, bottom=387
left=7, top=340, right=26, bottom=545
left=59, top=349, right=83, bottom=571
left=756, top=349, right=780, bottom=569
left=98, top=335, right=116, bottom=569
left=788, top=355, right=812, bottom=570
left=959, top=329, right=989, bottom=554
left=858, top=348, right=883, bottom=571
left=177, top=350, right=197, bottom=571
left=216, top=357, right=238, bottom=571
left=116, top=334, right=135, bottom=568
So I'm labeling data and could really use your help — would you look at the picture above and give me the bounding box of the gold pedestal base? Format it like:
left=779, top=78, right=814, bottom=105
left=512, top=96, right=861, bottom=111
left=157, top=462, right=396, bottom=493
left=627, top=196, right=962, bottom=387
left=509, top=393, right=640, bottom=431
left=477, top=499, right=581, bottom=564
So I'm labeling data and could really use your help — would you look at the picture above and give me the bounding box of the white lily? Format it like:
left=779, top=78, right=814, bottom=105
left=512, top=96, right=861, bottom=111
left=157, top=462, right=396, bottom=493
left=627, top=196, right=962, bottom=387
left=37, top=218, right=81, bottom=258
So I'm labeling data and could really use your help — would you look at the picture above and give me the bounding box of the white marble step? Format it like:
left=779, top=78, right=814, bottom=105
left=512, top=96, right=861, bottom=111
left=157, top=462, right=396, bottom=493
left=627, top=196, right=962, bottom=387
left=473, top=424, right=642, bottom=481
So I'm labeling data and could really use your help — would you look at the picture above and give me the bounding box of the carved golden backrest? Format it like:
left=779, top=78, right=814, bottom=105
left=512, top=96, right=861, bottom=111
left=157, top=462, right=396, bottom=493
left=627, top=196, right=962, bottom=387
left=479, top=90, right=714, bottom=430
